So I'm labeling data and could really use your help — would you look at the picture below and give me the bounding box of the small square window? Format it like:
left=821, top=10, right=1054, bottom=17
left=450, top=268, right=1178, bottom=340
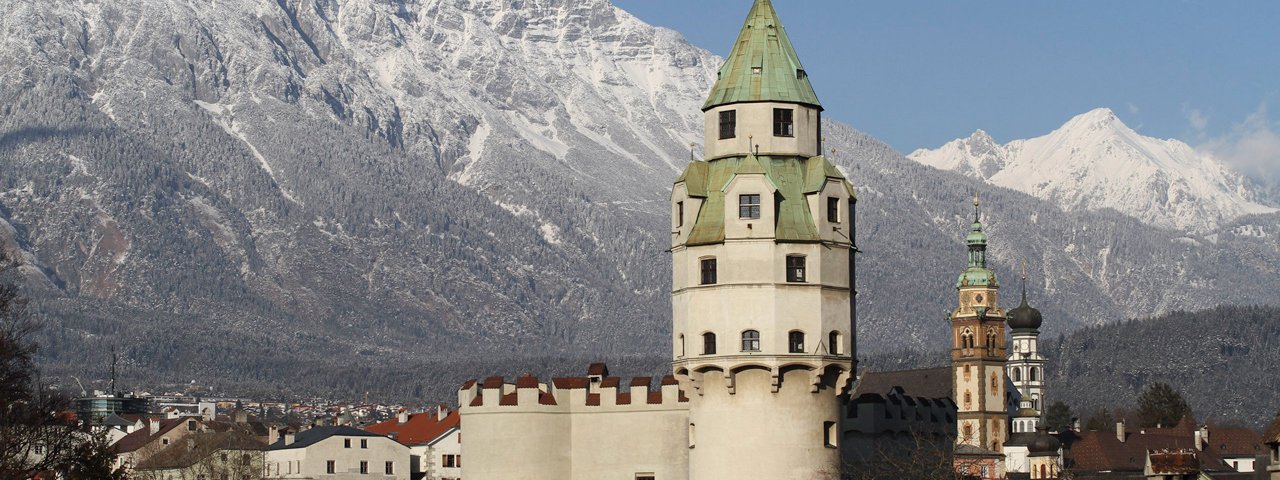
left=719, top=110, right=736, bottom=140
left=637, top=475, right=657, bottom=480
left=359, top=461, right=368, bottom=474
left=774, top=108, right=794, bottom=137
left=786, top=256, right=806, bottom=283
left=344, top=439, right=351, bottom=448
left=741, top=330, right=761, bottom=352
left=827, top=197, right=841, bottom=223
left=788, top=331, right=805, bottom=353
left=360, top=439, right=367, bottom=449
left=739, top=194, right=761, bottom=219
left=386, top=461, right=394, bottom=474
left=700, top=258, right=717, bottom=285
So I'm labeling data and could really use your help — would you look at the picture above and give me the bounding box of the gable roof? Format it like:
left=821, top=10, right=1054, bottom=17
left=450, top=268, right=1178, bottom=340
left=1065, top=426, right=1235, bottom=473
left=134, top=431, right=266, bottom=470
left=703, top=0, right=820, bottom=111
left=114, top=417, right=202, bottom=454
left=853, top=367, right=952, bottom=400
left=266, top=426, right=386, bottom=451
left=1264, top=415, right=1280, bottom=445
left=364, top=411, right=459, bottom=447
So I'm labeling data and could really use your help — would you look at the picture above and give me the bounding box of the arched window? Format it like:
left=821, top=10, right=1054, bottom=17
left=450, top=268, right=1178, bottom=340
left=788, top=331, right=805, bottom=353
left=960, top=328, right=975, bottom=350
left=1012, top=368, right=1022, bottom=382
left=741, top=330, right=760, bottom=352
left=678, top=334, right=686, bottom=357
left=1040, top=464, right=1046, bottom=478
left=986, top=329, right=998, bottom=356
left=828, top=331, right=841, bottom=355
left=1030, top=367, right=1039, bottom=382
left=702, top=332, right=716, bottom=355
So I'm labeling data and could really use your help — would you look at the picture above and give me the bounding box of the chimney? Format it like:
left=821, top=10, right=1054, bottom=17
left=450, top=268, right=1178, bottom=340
left=397, top=409, right=409, bottom=424
left=1072, top=417, right=1081, bottom=432
left=437, top=404, right=449, bottom=421
left=234, top=410, right=248, bottom=424
left=283, top=432, right=295, bottom=446
left=1196, top=425, right=1209, bottom=451
left=149, top=419, right=160, bottom=435
left=268, top=425, right=279, bottom=445
left=1116, top=420, right=1126, bottom=442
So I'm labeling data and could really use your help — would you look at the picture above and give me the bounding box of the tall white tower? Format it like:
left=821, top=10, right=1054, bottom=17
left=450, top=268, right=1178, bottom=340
left=670, top=1, right=856, bottom=478
left=1006, top=274, right=1045, bottom=432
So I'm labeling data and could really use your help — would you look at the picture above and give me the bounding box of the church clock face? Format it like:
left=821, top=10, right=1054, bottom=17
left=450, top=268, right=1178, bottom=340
left=975, top=294, right=984, bottom=304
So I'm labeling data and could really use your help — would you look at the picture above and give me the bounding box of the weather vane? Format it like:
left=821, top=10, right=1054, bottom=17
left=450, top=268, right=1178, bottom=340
left=973, top=191, right=981, bottom=222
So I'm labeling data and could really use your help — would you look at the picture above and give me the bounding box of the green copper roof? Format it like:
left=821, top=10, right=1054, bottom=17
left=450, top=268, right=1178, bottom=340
left=676, top=155, right=853, bottom=246
left=702, top=0, right=822, bottom=112
left=957, top=215, right=998, bottom=288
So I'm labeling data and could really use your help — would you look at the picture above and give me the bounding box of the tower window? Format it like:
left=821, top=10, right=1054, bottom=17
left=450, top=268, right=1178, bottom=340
left=719, top=110, right=737, bottom=139
left=788, top=331, right=805, bottom=353
left=738, top=194, right=761, bottom=219
left=676, top=201, right=684, bottom=227
left=773, top=108, right=794, bottom=137
left=786, top=255, right=806, bottom=282
left=823, top=421, right=838, bottom=447
left=741, top=330, right=761, bottom=352
left=702, top=332, right=716, bottom=355
left=827, top=197, right=841, bottom=223
left=986, top=329, right=998, bottom=356
left=678, top=334, right=685, bottom=357
left=1030, top=367, right=1039, bottom=382
left=828, top=331, right=841, bottom=355
left=1012, top=368, right=1022, bottom=382
left=700, top=258, right=717, bottom=285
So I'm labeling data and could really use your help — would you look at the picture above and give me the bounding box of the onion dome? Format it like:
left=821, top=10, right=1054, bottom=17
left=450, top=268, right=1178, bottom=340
left=1007, top=280, right=1043, bottom=331
left=1028, top=427, right=1061, bottom=457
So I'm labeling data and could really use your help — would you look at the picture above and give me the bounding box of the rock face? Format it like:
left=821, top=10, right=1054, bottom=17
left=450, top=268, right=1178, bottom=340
left=909, top=108, right=1276, bottom=234
left=3, top=0, right=1280, bottom=398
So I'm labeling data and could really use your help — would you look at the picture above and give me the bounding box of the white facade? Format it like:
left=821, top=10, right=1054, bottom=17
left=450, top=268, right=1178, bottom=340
left=264, top=429, right=409, bottom=480
left=1008, top=331, right=1046, bottom=412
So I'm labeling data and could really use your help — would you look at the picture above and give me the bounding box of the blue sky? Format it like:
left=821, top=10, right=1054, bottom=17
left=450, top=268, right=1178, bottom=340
left=613, top=0, right=1280, bottom=164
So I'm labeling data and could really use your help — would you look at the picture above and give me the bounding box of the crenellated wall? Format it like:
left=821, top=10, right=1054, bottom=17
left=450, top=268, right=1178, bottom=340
left=459, top=365, right=691, bottom=480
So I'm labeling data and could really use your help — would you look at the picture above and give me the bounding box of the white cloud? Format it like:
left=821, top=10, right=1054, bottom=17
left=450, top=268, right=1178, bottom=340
left=1127, top=102, right=1140, bottom=115
left=1186, top=107, right=1209, bottom=131
left=1198, top=102, right=1280, bottom=194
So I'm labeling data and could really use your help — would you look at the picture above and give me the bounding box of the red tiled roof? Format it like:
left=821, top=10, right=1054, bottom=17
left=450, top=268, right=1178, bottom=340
left=617, top=393, right=631, bottom=405
left=586, top=394, right=600, bottom=406
left=600, top=377, right=621, bottom=388
left=516, top=374, right=539, bottom=388
left=469, top=395, right=482, bottom=407
left=114, top=417, right=201, bottom=454
left=630, top=377, right=651, bottom=388
left=661, top=375, right=678, bottom=386
left=538, top=392, right=557, bottom=406
left=647, top=392, right=663, bottom=405
left=460, top=379, right=477, bottom=389
left=1066, top=429, right=1231, bottom=473
left=587, top=363, right=608, bottom=376
left=552, top=377, right=590, bottom=389
left=364, top=410, right=459, bottom=447
left=499, top=392, right=518, bottom=406
left=482, top=376, right=504, bottom=388
left=1149, top=450, right=1200, bottom=474
left=1206, top=427, right=1262, bottom=456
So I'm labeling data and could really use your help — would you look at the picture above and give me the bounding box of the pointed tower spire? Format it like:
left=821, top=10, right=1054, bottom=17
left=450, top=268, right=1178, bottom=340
left=702, top=0, right=821, bottom=111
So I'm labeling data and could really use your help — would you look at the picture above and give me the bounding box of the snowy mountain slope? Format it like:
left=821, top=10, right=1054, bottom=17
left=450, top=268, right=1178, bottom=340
left=3, top=0, right=1280, bottom=399
left=909, top=108, right=1276, bottom=233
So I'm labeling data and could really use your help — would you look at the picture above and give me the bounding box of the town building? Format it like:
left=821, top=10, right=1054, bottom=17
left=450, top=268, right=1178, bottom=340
left=364, top=406, right=461, bottom=480
left=1061, top=417, right=1260, bottom=478
left=1266, top=415, right=1280, bottom=479
left=264, top=425, right=409, bottom=480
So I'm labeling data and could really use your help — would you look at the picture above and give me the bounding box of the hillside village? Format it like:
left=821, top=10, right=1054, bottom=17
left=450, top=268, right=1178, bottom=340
left=4, top=0, right=1280, bottom=479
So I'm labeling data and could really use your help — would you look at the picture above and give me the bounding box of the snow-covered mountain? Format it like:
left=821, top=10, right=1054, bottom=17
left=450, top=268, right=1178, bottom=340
left=5, top=0, right=1280, bottom=401
left=909, top=108, right=1276, bottom=233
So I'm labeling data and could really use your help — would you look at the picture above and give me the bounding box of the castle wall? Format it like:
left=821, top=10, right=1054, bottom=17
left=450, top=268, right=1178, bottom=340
left=459, top=374, right=690, bottom=480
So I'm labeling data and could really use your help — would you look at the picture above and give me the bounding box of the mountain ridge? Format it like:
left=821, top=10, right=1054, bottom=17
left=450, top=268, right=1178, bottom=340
left=909, top=107, right=1275, bottom=233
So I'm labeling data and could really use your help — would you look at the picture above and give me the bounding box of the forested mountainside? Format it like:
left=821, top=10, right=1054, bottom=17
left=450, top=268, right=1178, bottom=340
left=3, top=0, right=1280, bottom=400
left=860, top=305, right=1280, bottom=429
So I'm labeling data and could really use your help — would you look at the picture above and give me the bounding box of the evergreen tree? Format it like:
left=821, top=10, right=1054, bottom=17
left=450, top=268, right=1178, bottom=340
left=1084, top=408, right=1115, bottom=432
left=1044, top=401, right=1074, bottom=432
left=1136, top=382, right=1192, bottom=427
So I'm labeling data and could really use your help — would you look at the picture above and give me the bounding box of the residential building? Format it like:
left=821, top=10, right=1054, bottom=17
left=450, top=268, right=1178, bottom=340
left=264, top=425, right=409, bottom=480
left=364, top=406, right=461, bottom=480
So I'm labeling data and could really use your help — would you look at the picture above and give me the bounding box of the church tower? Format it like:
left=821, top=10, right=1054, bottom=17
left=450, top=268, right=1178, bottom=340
left=1007, top=272, right=1046, bottom=433
left=670, top=1, right=856, bottom=478
left=951, top=196, right=1009, bottom=454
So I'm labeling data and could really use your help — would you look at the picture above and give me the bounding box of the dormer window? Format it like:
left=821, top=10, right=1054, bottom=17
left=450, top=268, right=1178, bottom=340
left=719, top=110, right=736, bottom=139
left=786, top=255, right=806, bottom=283
left=773, top=108, right=794, bottom=137
left=739, top=194, right=761, bottom=219
left=827, top=197, right=840, bottom=223
left=751, top=66, right=761, bottom=75
left=676, top=201, right=684, bottom=227
left=700, top=258, right=717, bottom=285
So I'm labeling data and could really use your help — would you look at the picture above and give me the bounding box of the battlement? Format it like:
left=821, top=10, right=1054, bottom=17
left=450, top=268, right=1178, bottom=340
left=458, top=364, right=689, bottom=413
